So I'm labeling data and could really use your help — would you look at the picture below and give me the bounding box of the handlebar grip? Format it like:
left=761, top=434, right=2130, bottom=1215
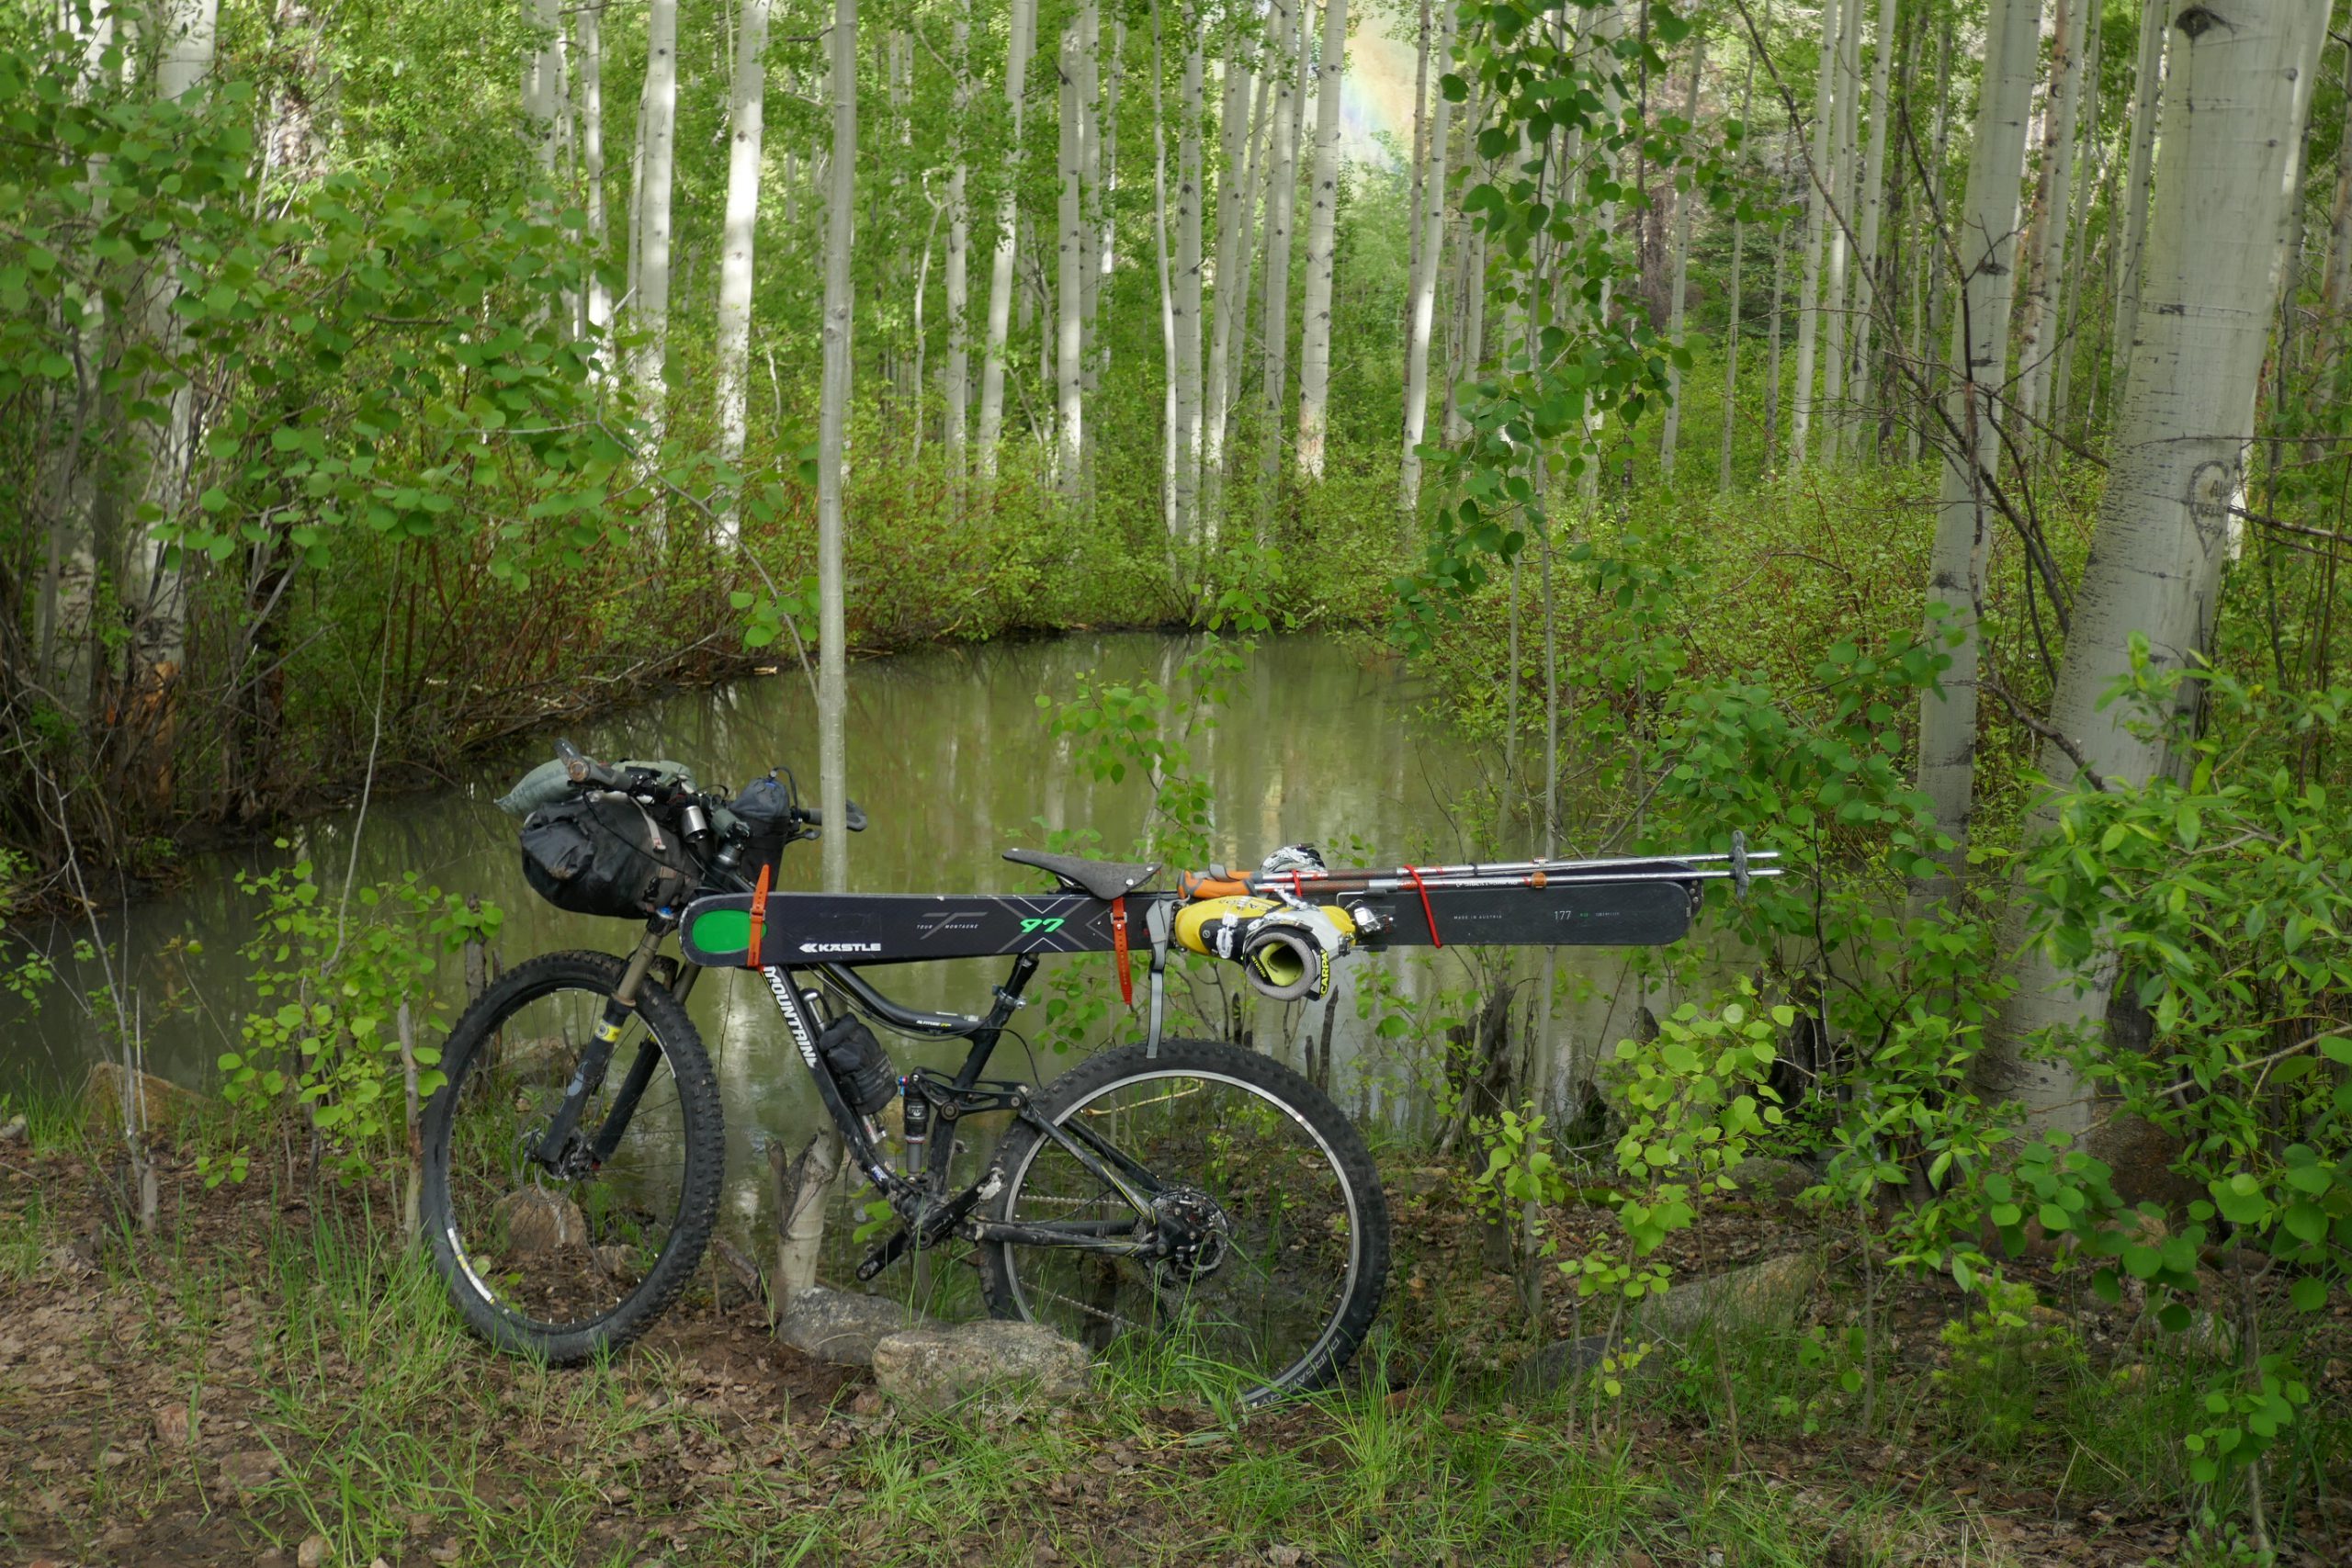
left=555, top=738, right=619, bottom=789
left=796, top=800, right=868, bottom=831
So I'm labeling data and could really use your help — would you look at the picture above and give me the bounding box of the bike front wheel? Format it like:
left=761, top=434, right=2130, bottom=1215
left=422, top=951, right=724, bottom=1362
left=976, top=1038, right=1389, bottom=1406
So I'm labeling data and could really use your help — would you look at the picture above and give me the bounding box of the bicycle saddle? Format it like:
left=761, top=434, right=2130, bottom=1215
left=1002, top=848, right=1160, bottom=900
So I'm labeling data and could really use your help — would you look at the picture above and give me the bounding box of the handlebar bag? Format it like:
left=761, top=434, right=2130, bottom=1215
left=519, top=794, right=701, bottom=918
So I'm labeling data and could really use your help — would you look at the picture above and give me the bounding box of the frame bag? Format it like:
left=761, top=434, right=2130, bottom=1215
left=519, top=795, right=701, bottom=919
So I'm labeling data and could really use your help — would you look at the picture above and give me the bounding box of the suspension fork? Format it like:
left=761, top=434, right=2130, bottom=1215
left=533, top=923, right=668, bottom=1170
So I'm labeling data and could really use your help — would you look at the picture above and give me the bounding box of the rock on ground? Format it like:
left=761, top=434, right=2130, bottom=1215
left=776, top=1285, right=940, bottom=1368
left=1511, top=1251, right=1823, bottom=1396
left=80, top=1064, right=215, bottom=1136
left=1726, top=1156, right=1818, bottom=1202
left=492, top=1189, right=587, bottom=1256
left=870, top=1320, right=1091, bottom=1407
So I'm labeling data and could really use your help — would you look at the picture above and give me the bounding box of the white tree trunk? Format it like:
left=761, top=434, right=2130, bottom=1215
left=1657, top=38, right=1703, bottom=487
left=1445, top=89, right=1486, bottom=447
left=1719, top=39, right=1755, bottom=493
left=1293, top=0, right=1347, bottom=479
left=977, top=0, right=1039, bottom=479
left=1150, top=0, right=1180, bottom=533
left=1095, top=17, right=1124, bottom=391
left=1216, top=44, right=1275, bottom=469
left=631, top=0, right=679, bottom=438
left=1204, top=33, right=1263, bottom=537
left=1173, top=17, right=1206, bottom=537
left=714, top=0, right=772, bottom=550
left=2325, top=34, right=2352, bottom=315
left=817, top=0, right=858, bottom=900
left=1396, top=0, right=1455, bottom=515
left=944, top=6, right=971, bottom=474
left=578, top=1, right=613, bottom=353
left=1254, top=0, right=1305, bottom=536
left=126, top=0, right=220, bottom=678
left=1789, top=0, right=1840, bottom=469
left=527, top=0, right=561, bottom=177
left=1845, top=0, right=1897, bottom=459
left=2109, top=0, right=2166, bottom=401
left=1057, top=19, right=1087, bottom=496
left=2016, top=0, right=2086, bottom=433
left=1913, top=0, right=2041, bottom=900
left=1817, top=0, right=1861, bottom=465
left=1992, top=2, right=2327, bottom=1134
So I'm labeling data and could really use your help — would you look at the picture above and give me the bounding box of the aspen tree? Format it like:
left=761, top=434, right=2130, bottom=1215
left=1057, top=17, right=1086, bottom=495
left=1789, top=0, right=1840, bottom=468
left=2016, top=0, right=2087, bottom=434
left=1255, top=0, right=1306, bottom=537
left=1174, top=13, right=1207, bottom=534
left=944, top=5, right=971, bottom=473
left=2110, top=0, right=2165, bottom=400
left=1817, top=0, right=1860, bottom=464
left=1719, top=33, right=1756, bottom=494
left=1397, top=0, right=1455, bottom=515
left=577, top=1, right=613, bottom=353
left=126, top=0, right=221, bottom=680
left=1150, top=0, right=1180, bottom=531
left=715, top=0, right=773, bottom=551
left=1844, top=0, right=1895, bottom=460
left=1991, top=1, right=2328, bottom=1139
left=1204, top=29, right=1267, bottom=536
left=1658, top=35, right=1703, bottom=486
left=1295, top=0, right=1348, bottom=479
left=1914, top=0, right=2041, bottom=901
left=978, top=0, right=1039, bottom=479
left=630, top=0, right=679, bottom=439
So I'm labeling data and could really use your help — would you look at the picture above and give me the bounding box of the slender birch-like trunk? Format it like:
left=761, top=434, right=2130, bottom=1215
left=1219, top=44, right=1276, bottom=448
left=1764, top=134, right=1793, bottom=471
left=528, top=0, right=561, bottom=176
left=1095, top=17, right=1124, bottom=389
left=1444, top=85, right=1485, bottom=446
left=1913, top=0, right=2041, bottom=902
left=1255, top=0, right=1305, bottom=536
left=1293, top=0, right=1347, bottom=479
left=1846, top=0, right=1896, bottom=460
left=1150, top=0, right=1180, bottom=533
left=1789, top=0, right=1840, bottom=468
left=626, top=64, right=648, bottom=307
left=1405, top=0, right=1431, bottom=301
left=631, top=0, right=679, bottom=438
left=944, top=6, right=971, bottom=475
left=714, top=0, right=772, bottom=550
left=1078, top=0, right=1101, bottom=421
left=126, top=0, right=220, bottom=679
left=1990, top=2, right=2327, bottom=1137
left=2049, top=2, right=2106, bottom=439
left=1397, top=0, right=1455, bottom=517
left=2016, top=0, right=2086, bottom=434
left=1818, top=0, right=1861, bottom=465
left=578, top=2, right=613, bottom=350
left=1657, top=36, right=1703, bottom=486
left=817, top=0, right=858, bottom=900
left=978, top=0, right=1039, bottom=479
left=1718, top=43, right=1756, bottom=494
left=1174, top=16, right=1206, bottom=535
left=2109, top=0, right=2165, bottom=401
left=1204, top=32, right=1262, bottom=536
left=1057, top=18, right=1086, bottom=495
left=2326, top=34, right=2352, bottom=317
left=1908, top=13, right=1953, bottom=467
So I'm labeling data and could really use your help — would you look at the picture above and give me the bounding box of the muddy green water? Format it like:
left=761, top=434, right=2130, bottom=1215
left=10, top=635, right=1676, bottom=1186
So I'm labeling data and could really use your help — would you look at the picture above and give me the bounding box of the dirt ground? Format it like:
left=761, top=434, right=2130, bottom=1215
left=4, top=1137, right=2346, bottom=1567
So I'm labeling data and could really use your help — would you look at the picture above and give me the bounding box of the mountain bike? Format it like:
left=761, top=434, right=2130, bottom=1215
left=424, top=745, right=1393, bottom=1406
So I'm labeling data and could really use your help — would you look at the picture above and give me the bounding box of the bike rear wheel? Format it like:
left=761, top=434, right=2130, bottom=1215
left=422, top=951, right=724, bottom=1362
left=976, top=1039, right=1389, bottom=1406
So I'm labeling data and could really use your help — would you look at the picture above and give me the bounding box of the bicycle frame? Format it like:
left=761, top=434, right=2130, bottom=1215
left=571, top=917, right=1169, bottom=1284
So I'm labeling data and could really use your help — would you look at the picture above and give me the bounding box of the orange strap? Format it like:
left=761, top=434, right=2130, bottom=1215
left=1179, top=870, right=1250, bottom=900
left=1111, top=895, right=1134, bottom=1007
left=744, top=862, right=773, bottom=968
left=1406, top=864, right=1442, bottom=948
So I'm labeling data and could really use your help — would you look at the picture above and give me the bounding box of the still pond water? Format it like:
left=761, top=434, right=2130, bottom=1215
left=12, top=635, right=1679, bottom=1177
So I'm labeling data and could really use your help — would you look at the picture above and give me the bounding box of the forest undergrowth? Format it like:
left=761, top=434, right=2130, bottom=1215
left=11, top=1096, right=2348, bottom=1568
